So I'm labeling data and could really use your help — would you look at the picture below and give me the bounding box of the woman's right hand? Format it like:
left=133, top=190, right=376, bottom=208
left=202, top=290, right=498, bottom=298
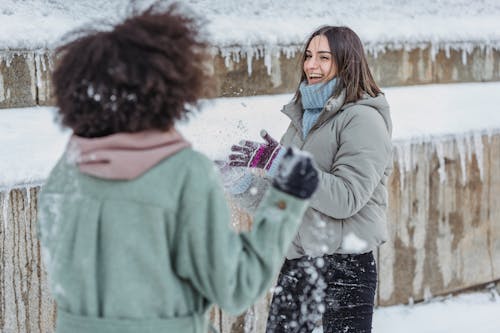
left=228, top=130, right=282, bottom=171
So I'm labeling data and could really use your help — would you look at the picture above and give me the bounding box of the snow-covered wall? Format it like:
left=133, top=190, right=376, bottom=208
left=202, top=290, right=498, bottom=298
left=1, top=0, right=500, bottom=58
left=1, top=133, right=500, bottom=331
left=2, top=81, right=500, bottom=190
left=1, top=1, right=500, bottom=103
left=380, top=133, right=500, bottom=306
left=1, top=44, right=499, bottom=107
left=1, top=1, right=499, bottom=106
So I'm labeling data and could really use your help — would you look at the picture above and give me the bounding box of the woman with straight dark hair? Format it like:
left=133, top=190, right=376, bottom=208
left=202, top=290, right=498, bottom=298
left=220, top=26, right=393, bottom=332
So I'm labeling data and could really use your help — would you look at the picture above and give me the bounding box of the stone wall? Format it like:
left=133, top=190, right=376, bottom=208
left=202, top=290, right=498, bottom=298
left=1, top=132, right=499, bottom=332
left=0, top=187, right=56, bottom=333
left=1, top=45, right=499, bottom=108
left=379, top=133, right=500, bottom=305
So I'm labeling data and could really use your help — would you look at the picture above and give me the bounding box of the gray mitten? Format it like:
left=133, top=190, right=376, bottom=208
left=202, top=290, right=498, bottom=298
left=272, top=147, right=319, bottom=199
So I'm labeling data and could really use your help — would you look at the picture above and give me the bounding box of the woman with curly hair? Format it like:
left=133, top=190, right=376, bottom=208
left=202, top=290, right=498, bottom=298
left=37, top=4, right=319, bottom=333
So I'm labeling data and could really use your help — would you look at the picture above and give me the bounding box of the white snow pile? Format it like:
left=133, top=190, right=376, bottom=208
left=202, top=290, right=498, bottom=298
left=1, top=81, right=499, bottom=190
left=1, top=0, right=499, bottom=57
left=316, top=287, right=500, bottom=333
left=372, top=288, right=500, bottom=333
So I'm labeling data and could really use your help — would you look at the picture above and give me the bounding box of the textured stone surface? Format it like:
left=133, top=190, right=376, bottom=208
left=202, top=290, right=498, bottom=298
left=435, top=47, right=500, bottom=83
left=0, top=187, right=56, bottom=333
left=213, top=46, right=500, bottom=96
left=1, top=46, right=499, bottom=108
left=0, top=53, right=36, bottom=108
left=488, top=135, right=500, bottom=278
left=378, top=134, right=500, bottom=306
left=35, top=52, right=55, bottom=106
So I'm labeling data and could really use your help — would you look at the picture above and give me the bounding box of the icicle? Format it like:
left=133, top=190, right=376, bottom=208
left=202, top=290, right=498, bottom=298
left=2, top=190, right=9, bottom=229
left=455, top=134, right=468, bottom=185
left=257, top=46, right=264, bottom=59
left=34, top=53, right=42, bottom=88
left=465, top=133, right=473, bottom=164
left=434, top=141, right=447, bottom=184
left=47, top=49, right=55, bottom=71
left=246, top=48, right=253, bottom=76
left=473, top=131, right=484, bottom=181
left=0, top=71, right=5, bottom=102
left=3, top=52, right=14, bottom=67
left=23, top=187, right=30, bottom=244
left=264, top=46, right=272, bottom=76
left=399, top=143, right=409, bottom=191
left=393, top=141, right=414, bottom=191
left=282, top=45, right=299, bottom=59
left=40, top=53, right=48, bottom=71
left=461, top=49, right=467, bottom=65
left=444, top=44, right=451, bottom=58
left=430, top=44, right=438, bottom=62
left=486, top=45, right=492, bottom=56
left=221, top=48, right=233, bottom=69
left=423, top=286, right=433, bottom=302
left=26, top=187, right=31, bottom=211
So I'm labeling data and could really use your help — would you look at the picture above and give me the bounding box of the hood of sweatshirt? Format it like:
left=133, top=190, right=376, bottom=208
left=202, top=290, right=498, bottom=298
left=67, top=129, right=190, bottom=180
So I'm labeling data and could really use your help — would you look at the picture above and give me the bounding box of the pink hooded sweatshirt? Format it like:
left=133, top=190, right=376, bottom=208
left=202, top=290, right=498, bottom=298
left=68, top=129, right=190, bottom=180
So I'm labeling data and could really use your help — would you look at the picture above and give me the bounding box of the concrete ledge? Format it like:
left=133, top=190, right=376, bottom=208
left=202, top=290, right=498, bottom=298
left=0, top=187, right=56, bottom=333
left=214, top=45, right=500, bottom=96
left=0, top=53, right=37, bottom=108
left=1, top=46, right=499, bottom=108
left=1, top=133, right=499, bottom=332
left=379, top=133, right=500, bottom=306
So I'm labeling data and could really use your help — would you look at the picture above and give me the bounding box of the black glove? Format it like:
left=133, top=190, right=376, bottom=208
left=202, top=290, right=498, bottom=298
left=272, top=147, right=319, bottom=199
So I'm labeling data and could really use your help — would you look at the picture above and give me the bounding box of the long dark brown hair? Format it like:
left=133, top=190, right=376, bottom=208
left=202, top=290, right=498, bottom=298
left=53, top=3, right=214, bottom=138
left=294, top=26, right=381, bottom=106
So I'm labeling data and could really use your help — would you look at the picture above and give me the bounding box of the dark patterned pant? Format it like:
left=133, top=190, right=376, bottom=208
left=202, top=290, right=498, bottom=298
left=266, top=252, right=377, bottom=333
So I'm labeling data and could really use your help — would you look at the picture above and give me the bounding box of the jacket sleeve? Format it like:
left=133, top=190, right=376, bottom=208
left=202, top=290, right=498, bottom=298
left=309, top=107, right=392, bottom=219
left=230, top=171, right=270, bottom=215
left=172, top=158, right=308, bottom=315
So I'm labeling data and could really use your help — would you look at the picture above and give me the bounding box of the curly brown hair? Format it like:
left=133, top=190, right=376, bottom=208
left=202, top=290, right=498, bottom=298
left=53, top=3, right=214, bottom=138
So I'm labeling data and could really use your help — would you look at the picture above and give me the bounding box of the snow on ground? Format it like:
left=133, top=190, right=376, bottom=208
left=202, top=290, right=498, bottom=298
left=1, top=0, right=500, bottom=56
left=370, top=289, right=500, bottom=333
left=1, top=81, right=500, bottom=190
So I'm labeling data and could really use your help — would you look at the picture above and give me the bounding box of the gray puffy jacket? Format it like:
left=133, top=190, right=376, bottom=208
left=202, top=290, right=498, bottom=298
left=280, top=90, right=392, bottom=258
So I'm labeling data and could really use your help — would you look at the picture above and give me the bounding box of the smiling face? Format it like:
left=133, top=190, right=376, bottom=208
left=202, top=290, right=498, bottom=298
left=303, top=35, right=337, bottom=85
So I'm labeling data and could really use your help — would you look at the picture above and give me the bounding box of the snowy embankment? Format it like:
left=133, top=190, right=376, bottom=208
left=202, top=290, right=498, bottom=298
left=1, top=0, right=500, bottom=65
left=1, top=81, right=500, bottom=191
left=371, top=288, right=500, bottom=333
left=309, top=287, right=500, bottom=333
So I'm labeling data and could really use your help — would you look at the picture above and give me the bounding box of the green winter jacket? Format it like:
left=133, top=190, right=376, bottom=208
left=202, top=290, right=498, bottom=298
left=37, top=147, right=308, bottom=333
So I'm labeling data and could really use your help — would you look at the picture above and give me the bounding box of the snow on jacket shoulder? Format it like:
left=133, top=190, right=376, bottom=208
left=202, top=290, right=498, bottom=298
left=37, top=147, right=309, bottom=333
left=280, top=91, right=393, bottom=258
